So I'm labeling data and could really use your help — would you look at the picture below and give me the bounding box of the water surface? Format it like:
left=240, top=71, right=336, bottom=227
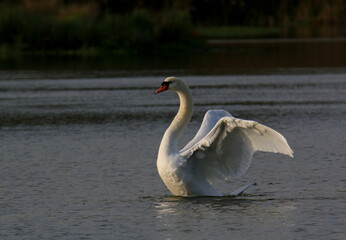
left=1, top=42, right=346, bottom=239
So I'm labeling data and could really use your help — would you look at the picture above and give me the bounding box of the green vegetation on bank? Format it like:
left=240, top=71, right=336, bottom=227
left=0, top=5, right=197, bottom=56
left=1, top=0, right=346, bottom=56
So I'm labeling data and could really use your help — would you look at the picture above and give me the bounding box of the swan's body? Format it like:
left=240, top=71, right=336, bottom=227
left=155, top=77, right=293, bottom=196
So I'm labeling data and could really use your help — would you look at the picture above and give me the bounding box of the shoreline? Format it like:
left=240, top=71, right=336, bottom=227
left=207, top=37, right=346, bottom=45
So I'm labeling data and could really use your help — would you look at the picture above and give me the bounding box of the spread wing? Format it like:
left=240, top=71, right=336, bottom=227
left=180, top=110, right=293, bottom=183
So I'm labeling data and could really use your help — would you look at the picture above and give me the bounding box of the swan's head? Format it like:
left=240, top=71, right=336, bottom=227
left=155, top=77, right=185, bottom=94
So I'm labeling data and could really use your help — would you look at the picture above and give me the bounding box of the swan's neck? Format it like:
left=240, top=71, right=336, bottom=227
left=159, top=86, right=193, bottom=156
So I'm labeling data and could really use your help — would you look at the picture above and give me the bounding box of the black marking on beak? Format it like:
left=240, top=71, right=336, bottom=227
left=155, top=81, right=172, bottom=94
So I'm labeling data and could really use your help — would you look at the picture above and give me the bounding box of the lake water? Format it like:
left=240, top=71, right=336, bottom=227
left=1, top=41, right=346, bottom=239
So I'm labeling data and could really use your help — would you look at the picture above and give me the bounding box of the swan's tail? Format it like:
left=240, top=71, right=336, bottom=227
left=230, top=181, right=256, bottom=196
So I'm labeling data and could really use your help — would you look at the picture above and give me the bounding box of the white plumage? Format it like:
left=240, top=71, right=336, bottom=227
left=155, top=77, right=293, bottom=196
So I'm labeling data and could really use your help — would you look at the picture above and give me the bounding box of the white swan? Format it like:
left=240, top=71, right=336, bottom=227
left=155, top=77, right=293, bottom=196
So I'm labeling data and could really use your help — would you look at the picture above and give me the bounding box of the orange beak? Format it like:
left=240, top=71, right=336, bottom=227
left=155, top=85, right=168, bottom=94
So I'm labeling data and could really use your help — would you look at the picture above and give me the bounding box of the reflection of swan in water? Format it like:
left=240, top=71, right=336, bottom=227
left=155, top=77, right=293, bottom=197
left=156, top=196, right=250, bottom=217
left=155, top=196, right=298, bottom=233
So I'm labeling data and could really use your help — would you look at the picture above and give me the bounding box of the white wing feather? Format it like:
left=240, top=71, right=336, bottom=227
left=180, top=110, right=293, bottom=183
left=181, top=110, right=232, bottom=152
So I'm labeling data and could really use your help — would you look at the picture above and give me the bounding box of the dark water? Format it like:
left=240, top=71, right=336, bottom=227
left=1, top=42, right=346, bottom=239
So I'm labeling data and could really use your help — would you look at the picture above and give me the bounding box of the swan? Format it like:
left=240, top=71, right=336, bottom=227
left=155, top=77, right=293, bottom=197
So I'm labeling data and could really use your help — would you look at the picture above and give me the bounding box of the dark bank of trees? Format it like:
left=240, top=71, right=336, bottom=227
left=1, top=0, right=346, bottom=54
left=68, top=0, right=346, bottom=26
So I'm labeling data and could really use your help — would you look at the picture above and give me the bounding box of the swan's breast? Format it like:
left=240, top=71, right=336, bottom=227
left=159, top=168, right=190, bottom=196
left=157, top=157, right=191, bottom=196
